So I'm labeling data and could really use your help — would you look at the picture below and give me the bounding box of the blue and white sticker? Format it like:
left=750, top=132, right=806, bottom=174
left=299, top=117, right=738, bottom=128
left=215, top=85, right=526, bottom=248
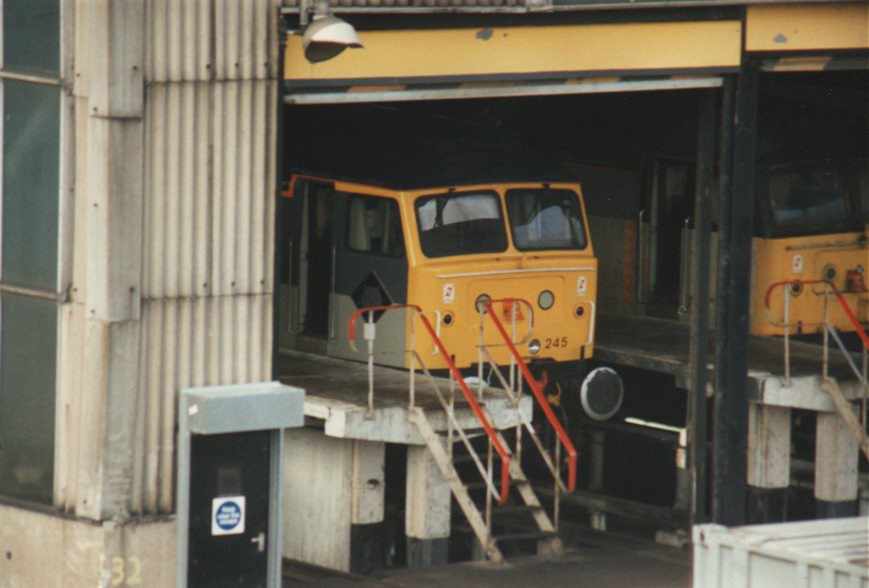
left=211, top=496, right=246, bottom=536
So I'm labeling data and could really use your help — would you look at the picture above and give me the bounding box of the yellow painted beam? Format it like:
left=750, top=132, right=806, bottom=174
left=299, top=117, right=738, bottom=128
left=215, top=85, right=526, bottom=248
left=747, top=3, right=869, bottom=52
left=285, top=21, right=742, bottom=83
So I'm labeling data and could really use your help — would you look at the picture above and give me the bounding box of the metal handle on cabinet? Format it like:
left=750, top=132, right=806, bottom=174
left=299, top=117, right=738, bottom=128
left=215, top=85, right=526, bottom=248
left=251, top=532, right=266, bottom=553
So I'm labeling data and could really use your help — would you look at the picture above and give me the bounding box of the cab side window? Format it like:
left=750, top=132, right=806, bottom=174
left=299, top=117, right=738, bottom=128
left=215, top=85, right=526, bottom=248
left=346, top=195, right=405, bottom=258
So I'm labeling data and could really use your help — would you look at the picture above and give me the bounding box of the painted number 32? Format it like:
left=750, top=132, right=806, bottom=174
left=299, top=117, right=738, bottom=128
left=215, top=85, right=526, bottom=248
left=100, top=556, right=142, bottom=587
left=544, top=337, right=568, bottom=349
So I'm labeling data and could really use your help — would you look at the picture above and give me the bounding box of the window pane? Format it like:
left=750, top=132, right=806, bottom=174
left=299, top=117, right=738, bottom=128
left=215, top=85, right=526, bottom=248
left=415, top=191, right=507, bottom=258
left=0, top=293, right=57, bottom=503
left=3, top=80, right=60, bottom=290
left=346, top=195, right=405, bottom=257
left=507, top=188, right=587, bottom=251
left=762, top=162, right=859, bottom=237
left=3, top=0, right=60, bottom=75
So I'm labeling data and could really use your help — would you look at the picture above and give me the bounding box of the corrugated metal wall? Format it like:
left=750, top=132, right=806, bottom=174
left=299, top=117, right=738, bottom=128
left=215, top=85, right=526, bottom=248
left=282, top=0, right=529, bottom=7
left=133, top=295, right=272, bottom=513
left=146, top=0, right=276, bottom=82
left=134, top=0, right=279, bottom=515
left=142, top=81, right=275, bottom=301
left=57, top=0, right=281, bottom=517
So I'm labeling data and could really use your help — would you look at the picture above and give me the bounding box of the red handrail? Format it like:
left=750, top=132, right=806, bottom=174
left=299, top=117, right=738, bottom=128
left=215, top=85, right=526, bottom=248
left=764, top=279, right=869, bottom=350
left=483, top=298, right=578, bottom=492
left=347, top=304, right=512, bottom=504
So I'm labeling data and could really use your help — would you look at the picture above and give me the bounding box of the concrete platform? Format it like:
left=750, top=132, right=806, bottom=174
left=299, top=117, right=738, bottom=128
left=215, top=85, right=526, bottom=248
left=596, top=313, right=866, bottom=410
left=278, top=350, right=532, bottom=444
left=283, top=525, right=692, bottom=588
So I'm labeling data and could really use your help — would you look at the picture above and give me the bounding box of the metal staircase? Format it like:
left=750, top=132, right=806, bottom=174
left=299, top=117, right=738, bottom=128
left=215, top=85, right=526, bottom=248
left=766, top=279, right=869, bottom=460
left=347, top=301, right=577, bottom=563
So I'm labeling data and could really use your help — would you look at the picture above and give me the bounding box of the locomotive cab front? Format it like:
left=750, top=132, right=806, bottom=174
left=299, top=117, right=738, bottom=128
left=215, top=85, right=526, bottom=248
left=281, top=176, right=606, bottom=413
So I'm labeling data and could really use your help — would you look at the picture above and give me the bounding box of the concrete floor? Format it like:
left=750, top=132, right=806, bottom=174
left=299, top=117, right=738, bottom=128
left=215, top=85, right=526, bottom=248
left=284, top=525, right=693, bottom=588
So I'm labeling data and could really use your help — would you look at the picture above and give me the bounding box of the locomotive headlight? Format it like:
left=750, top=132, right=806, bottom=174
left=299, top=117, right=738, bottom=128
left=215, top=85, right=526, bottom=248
left=580, top=367, right=624, bottom=421
left=538, top=290, right=555, bottom=310
left=822, top=264, right=837, bottom=282
left=475, top=293, right=492, bottom=314
left=528, top=339, right=541, bottom=354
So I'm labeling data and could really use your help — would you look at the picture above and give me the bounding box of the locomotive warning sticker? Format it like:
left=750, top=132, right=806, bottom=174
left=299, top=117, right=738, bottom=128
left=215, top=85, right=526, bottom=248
left=442, top=284, right=456, bottom=304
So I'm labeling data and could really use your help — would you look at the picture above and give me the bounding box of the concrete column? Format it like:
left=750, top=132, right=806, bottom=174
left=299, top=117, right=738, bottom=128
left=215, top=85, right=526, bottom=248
left=589, top=431, right=606, bottom=492
left=283, top=429, right=386, bottom=572
left=588, top=431, right=607, bottom=530
left=674, top=428, right=690, bottom=514
left=746, top=404, right=791, bottom=523
left=816, top=411, right=859, bottom=518
left=69, top=0, right=146, bottom=522
left=350, top=440, right=387, bottom=574
left=405, top=444, right=450, bottom=568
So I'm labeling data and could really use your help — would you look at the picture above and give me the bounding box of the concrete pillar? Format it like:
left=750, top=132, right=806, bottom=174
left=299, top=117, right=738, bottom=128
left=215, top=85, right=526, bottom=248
left=69, top=0, right=146, bottom=523
left=746, top=404, right=791, bottom=523
left=589, top=431, right=605, bottom=492
left=283, top=429, right=386, bottom=572
left=588, top=431, right=607, bottom=530
left=674, top=428, right=690, bottom=514
left=405, top=444, right=450, bottom=568
left=815, top=411, right=859, bottom=518
left=860, top=478, right=869, bottom=517
left=350, top=439, right=387, bottom=574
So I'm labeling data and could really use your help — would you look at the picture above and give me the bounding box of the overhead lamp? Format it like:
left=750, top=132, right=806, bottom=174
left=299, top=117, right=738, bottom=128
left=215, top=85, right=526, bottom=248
left=300, top=1, right=363, bottom=64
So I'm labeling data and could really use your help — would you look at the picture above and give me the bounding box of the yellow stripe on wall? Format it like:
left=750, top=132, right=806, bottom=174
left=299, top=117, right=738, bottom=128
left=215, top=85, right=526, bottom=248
left=285, top=21, right=742, bottom=83
left=747, top=3, right=869, bottom=52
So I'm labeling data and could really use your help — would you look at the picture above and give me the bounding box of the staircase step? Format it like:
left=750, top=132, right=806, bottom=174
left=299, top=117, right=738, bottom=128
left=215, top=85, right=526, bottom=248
left=451, top=452, right=502, bottom=465
left=494, top=504, right=543, bottom=516
left=438, top=429, right=486, bottom=440
left=451, top=504, right=542, bottom=527
left=493, top=530, right=558, bottom=543
left=461, top=476, right=530, bottom=495
left=464, top=481, right=488, bottom=491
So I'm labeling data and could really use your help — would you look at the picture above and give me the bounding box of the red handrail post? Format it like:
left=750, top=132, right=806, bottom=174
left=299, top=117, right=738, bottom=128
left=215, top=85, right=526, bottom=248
left=483, top=299, right=579, bottom=492
left=764, top=280, right=869, bottom=351
left=348, top=303, right=513, bottom=505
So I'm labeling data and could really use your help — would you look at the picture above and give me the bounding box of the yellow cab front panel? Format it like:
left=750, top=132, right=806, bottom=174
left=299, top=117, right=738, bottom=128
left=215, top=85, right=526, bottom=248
left=750, top=230, right=869, bottom=336
left=401, top=182, right=597, bottom=370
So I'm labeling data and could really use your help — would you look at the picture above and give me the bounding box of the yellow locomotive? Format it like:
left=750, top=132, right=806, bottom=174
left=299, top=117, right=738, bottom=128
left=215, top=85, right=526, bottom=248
left=281, top=175, right=610, bottom=404
left=752, top=159, right=868, bottom=336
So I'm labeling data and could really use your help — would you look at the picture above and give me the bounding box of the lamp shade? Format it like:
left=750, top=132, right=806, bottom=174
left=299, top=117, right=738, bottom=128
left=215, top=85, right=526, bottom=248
left=302, top=16, right=363, bottom=63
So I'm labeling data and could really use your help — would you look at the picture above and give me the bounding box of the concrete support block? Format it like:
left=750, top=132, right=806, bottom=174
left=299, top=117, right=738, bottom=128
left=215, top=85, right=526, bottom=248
left=816, top=499, right=859, bottom=519
left=283, top=429, right=387, bottom=572
left=283, top=428, right=352, bottom=571
left=405, top=444, right=451, bottom=541
left=0, top=504, right=174, bottom=588
left=747, top=486, right=787, bottom=524
left=352, top=441, right=385, bottom=525
left=860, top=479, right=869, bottom=516
left=590, top=511, right=607, bottom=531
left=674, top=466, right=692, bottom=513
left=86, top=117, right=144, bottom=322
left=747, top=404, right=791, bottom=489
left=88, top=0, right=145, bottom=118
left=350, top=523, right=387, bottom=575
left=406, top=538, right=449, bottom=569
left=74, top=319, right=141, bottom=520
left=746, top=404, right=791, bottom=523
left=589, top=431, right=605, bottom=492
left=815, top=411, right=859, bottom=516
